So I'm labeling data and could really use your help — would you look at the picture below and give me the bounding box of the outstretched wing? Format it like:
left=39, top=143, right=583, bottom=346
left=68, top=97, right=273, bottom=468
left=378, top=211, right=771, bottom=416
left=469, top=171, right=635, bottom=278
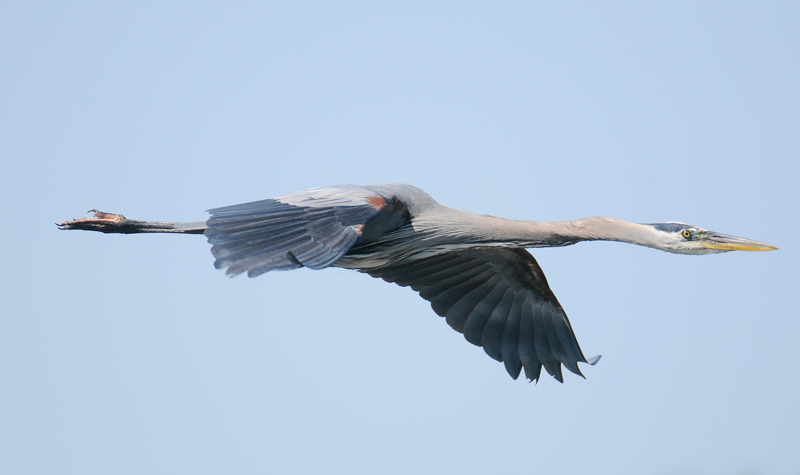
left=364, top=248, right=600, bottom=382
left=205, top=186, right=405, bottom=277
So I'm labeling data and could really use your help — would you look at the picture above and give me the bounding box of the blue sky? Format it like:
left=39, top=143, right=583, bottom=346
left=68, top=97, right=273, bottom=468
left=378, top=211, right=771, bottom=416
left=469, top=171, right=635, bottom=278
left=1, top=2, right=798, bottom=474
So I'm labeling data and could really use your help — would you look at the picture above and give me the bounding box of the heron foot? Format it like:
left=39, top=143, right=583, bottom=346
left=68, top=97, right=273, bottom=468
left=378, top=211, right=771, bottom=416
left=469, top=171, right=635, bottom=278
left=57, top=210, right=129, bottom=232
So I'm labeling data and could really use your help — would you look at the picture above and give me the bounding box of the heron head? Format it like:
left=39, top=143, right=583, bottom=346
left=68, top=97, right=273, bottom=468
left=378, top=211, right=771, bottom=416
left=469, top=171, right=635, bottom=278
left=645, top=222, right=778, bottom=255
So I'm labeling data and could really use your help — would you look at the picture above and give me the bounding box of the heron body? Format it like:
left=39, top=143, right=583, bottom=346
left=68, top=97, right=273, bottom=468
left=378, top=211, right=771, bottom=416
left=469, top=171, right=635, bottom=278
left=59, top=183, right=777, bottom=383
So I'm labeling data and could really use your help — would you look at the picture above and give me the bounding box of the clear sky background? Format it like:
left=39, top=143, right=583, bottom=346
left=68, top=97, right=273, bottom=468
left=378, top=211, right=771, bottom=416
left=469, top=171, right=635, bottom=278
left=1, top=2, right=798, bottom=474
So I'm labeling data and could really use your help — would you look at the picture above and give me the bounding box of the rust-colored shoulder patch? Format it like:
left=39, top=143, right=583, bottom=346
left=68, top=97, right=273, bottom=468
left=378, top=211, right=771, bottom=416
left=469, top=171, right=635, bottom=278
left=366, top=196, right=387, bottom=210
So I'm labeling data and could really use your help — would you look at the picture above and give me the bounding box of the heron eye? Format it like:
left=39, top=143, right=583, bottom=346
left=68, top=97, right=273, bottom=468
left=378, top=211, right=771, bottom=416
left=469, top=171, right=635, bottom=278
left=682, top=230, right=692, bottom=239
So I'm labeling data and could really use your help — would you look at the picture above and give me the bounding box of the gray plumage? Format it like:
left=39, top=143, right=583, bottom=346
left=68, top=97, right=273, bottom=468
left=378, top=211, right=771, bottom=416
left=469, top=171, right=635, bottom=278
left=58, top=183, right=777, bottom=383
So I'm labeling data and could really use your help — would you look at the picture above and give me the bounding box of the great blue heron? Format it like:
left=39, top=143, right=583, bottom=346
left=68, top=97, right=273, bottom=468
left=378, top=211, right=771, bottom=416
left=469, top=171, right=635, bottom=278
left=58, top=183, right=777, bottom=383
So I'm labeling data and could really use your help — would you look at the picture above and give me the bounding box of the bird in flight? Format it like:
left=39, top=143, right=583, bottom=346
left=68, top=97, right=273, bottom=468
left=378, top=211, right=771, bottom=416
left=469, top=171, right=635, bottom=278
left=59, top=183, right=777, bottom=383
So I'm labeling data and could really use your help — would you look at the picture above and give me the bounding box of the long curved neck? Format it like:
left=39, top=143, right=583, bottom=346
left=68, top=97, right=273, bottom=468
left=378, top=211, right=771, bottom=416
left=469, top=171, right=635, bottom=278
left=513, top=217, right=661, bottom=249
left=426, top=210, right=662, bottom=250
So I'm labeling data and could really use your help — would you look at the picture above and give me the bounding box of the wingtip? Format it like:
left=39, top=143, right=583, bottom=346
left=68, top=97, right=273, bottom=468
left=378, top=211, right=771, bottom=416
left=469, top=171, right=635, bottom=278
left=586, top=355, right=602, bottom=366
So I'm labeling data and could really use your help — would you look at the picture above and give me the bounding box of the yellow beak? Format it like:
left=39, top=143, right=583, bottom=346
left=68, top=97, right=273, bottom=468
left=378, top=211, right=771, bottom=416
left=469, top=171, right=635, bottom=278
left=701, top=232, right=779, bottom=252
